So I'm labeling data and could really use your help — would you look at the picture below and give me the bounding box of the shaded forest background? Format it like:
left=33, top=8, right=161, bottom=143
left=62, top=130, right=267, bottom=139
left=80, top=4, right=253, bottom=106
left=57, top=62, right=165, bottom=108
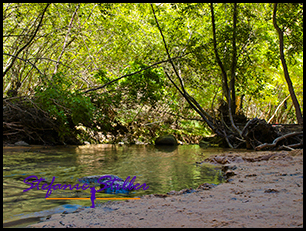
left=3, top=3, right=303, bottom=147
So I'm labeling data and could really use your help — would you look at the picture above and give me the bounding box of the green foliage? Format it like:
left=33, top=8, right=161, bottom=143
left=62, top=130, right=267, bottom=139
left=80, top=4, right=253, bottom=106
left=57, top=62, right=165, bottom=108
left=119, top=61, right=167, bottom=106
left=3, top=3, right=303, bottom=144
left=93, top=69, right=110, bottom=85
left=275, top=3, right=303, bottom=64
left=34, top=73, right=95, bottom=139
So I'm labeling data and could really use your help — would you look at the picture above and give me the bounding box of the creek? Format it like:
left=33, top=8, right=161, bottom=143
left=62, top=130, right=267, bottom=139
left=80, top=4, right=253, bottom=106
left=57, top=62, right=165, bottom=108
left=3, top=144, right=229, bottom=227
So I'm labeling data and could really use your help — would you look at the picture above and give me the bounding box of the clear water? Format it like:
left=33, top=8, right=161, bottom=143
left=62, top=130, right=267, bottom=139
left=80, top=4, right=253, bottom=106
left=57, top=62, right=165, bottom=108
left=3, top=144, right=227, bottom=227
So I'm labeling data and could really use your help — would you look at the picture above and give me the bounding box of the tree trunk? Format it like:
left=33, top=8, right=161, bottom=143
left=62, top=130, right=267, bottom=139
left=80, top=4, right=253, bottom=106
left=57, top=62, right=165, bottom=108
left=210, top=3, right=229, bottom=102
left=272, top=3, right=303, bottom=124
left=230, top=3, right=238, bottom=116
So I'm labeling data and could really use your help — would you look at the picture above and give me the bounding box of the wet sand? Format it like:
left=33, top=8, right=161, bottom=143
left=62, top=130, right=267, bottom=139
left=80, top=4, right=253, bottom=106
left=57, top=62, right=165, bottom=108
left=28, top=149, right=303, bottom=228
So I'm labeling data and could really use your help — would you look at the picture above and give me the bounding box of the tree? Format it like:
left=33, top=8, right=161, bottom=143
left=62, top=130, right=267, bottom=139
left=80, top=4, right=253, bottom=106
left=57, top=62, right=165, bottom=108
left=3, top=3, right=303, bottom=148
left=210, top=3, right=242, bottom=136
left=150, top=3, right=302, bottom=150
left=273, top=3, right=303, bottom=124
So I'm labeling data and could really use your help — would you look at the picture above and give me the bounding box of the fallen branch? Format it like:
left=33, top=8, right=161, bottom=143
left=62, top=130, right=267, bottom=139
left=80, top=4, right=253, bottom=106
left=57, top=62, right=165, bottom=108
left=255, top=131, right=303, bottom=151
left=279, top=145, right=295, bottom=151
left=278, top=141, right=303, bottom=150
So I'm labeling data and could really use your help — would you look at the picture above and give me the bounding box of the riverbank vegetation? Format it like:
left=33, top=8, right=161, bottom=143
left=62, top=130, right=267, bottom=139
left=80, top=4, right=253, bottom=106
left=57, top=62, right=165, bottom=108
left=3, top=3, right=303, bottom=149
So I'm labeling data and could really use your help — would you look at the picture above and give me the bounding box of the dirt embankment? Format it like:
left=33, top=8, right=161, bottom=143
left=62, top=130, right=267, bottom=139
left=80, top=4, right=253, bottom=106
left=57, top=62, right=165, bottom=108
left=29, top=149, right=303, bottom=228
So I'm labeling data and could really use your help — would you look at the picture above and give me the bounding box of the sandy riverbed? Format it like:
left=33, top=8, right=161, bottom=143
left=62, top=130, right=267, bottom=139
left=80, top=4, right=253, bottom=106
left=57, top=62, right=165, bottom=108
left=28, top=149, right=303, bottom=228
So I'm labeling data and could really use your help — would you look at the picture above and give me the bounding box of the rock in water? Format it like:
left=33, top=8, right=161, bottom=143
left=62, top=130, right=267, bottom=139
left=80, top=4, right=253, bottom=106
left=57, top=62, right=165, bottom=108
left=14, top=141, right=29, bottom=146
left=79, top=175, right=133, bottom=194
left=155, top=135, right=177, bottom=146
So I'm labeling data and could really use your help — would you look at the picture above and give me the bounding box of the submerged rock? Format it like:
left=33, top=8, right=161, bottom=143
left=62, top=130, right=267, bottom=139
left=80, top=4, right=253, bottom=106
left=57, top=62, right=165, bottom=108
left=78, top=175, right=134, bottom=194
left=14, top=141, right=29, bottom=146
left=155, top=135, right=177, bottom=146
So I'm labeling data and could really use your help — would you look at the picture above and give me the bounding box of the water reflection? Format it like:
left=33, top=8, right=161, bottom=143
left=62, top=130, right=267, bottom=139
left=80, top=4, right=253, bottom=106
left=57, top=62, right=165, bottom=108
left=155, top=145, right=178, bottom=152
left=3, top=144, right=226, bottom=227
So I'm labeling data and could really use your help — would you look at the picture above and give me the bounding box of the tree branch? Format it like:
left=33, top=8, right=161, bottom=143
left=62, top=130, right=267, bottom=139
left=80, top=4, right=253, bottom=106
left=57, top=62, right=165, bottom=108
left=267, top=94, right=290, bottom=124
left=150, top=4, right=224, bottom=137
left=54, top=3, right=80, bottom=75
left=3, top=53, right=43, bottom=76
left=3, top=3, right=50, bottom=77
left=83, top=53, right=191, bottom=94
left=150, top=4, right=185, bottom=93
left=255, top=131, right=303, bottom=151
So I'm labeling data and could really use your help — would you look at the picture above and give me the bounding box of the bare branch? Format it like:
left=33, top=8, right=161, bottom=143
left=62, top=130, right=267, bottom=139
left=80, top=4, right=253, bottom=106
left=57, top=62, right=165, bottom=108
left=3, top=52, right=43, bottom=76
left=255, top=131, right=303, bottom=151
left=267, top=95, right=290, bottom=124
left=53, top=3, right=80, bottom=75
left=150, top=4, right=185, bottom=93
left=3, top=3, right=50, bottom=77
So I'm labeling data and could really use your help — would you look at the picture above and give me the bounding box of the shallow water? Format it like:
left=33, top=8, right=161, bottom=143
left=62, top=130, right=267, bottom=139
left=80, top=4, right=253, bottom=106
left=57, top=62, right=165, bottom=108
left=3, top=144, right=229, bottom=227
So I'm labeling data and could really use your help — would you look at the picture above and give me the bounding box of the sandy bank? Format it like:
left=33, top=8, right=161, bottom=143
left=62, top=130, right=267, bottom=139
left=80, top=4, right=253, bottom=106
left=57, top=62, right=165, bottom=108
left=28, top=149, right=303, bottom=228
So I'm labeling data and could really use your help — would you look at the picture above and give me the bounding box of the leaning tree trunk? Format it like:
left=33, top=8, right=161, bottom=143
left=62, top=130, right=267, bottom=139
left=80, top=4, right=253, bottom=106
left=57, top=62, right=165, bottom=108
left=150, top=3, right=303, bottom=151
left=273, top=3, right=303, bottom=125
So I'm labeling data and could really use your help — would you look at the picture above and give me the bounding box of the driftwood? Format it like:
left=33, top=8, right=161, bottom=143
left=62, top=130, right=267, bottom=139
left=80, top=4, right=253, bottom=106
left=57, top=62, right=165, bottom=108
left=203, top=117, right=303, bottom=151
left=255, top=131, right=303, bottom=151
left=241, top=118, right=303, bottom=151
